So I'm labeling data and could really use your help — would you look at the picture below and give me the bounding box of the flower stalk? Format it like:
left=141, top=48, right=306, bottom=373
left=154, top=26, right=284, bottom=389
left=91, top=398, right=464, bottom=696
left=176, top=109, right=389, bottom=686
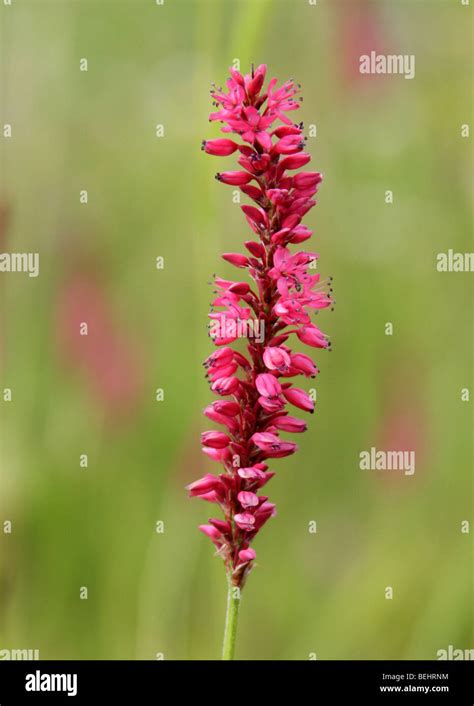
left=222, top=578, right=240, bottom=661
left=188, top=64, right=333, bottom=659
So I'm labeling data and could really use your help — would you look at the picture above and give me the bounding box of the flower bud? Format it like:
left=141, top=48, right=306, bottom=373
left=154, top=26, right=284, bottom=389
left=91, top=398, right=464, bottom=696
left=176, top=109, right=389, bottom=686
left=216, top=171, right=253, bottom=185
left=203, top=139, right=239, bottom=156
left=283, top=387, right=314, bottom=413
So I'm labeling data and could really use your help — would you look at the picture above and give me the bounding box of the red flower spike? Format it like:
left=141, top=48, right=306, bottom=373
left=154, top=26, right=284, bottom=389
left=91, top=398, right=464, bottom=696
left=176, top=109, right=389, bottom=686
left=190, top=65, right=332, bottom=591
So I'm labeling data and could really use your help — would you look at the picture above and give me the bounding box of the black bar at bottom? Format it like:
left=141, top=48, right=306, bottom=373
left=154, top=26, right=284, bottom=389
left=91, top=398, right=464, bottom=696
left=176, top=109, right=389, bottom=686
left=0, top=660, right=472, bottom=703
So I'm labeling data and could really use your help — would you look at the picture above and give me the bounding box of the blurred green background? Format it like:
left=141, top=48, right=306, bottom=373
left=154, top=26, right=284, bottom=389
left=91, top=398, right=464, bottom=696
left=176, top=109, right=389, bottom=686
left=0, top=0, right=472, bottom=660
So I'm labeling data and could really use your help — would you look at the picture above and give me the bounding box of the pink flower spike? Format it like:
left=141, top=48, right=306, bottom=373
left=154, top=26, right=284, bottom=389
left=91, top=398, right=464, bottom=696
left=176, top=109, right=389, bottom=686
left=191, top=66, right=332, bottom=616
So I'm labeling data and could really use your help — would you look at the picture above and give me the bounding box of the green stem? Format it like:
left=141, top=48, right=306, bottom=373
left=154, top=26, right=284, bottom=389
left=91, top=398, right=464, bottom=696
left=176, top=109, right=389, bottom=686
left=222, top=577, right=240, bottom=660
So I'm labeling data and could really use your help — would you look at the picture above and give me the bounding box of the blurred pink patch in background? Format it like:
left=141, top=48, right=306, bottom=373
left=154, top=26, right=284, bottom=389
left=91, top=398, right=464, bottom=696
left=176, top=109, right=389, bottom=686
left=374, top=363, right=429, bottom=490
left=0, top=201, right=10, bottom=368
left=56, top=260, right=146, bottom=426
left=336, top=0, right=388, bottom=91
